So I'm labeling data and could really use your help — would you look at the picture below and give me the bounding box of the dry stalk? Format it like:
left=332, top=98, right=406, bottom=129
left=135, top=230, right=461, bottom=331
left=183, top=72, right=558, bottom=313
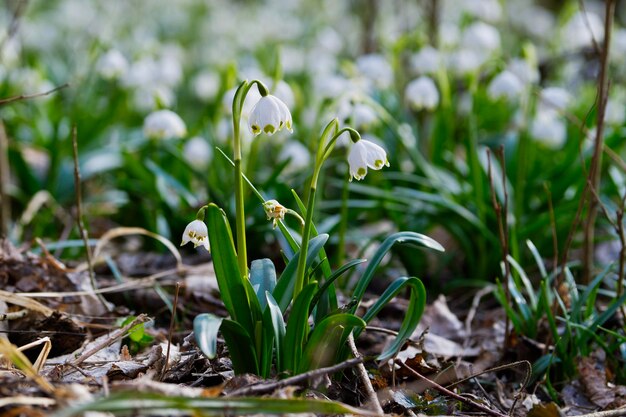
left=0, top=83, right=69, bottom=106
left=581, top=0, right=615, bottom=283
left=0, top=122, right=9, bottom=237
left=348, top=333, right=384, bottom=416
left=487, top=147, right=511, bottom=351
left=71, top=126, right=109, bottom=310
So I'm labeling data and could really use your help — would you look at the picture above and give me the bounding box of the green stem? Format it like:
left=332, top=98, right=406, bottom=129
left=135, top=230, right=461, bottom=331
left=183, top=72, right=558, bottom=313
left=294, top=185, right=317, bottom=298
left=336, top=172, right=350, bottom=268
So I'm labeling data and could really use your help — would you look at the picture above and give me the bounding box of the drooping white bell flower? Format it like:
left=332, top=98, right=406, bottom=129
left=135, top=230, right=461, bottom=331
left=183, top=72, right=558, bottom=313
left=347, top=139, right=389, bottom=181
left=356, top=53, right=394, bottom=90
left=487, top=70, right=524, bottom=101
left=143, top=109, right=187, bottom=139
left=405, top=76, right=440, bottom=111
left=181, top=219, right=210, bottom=251
left=248, top=94, right=293, bottom=136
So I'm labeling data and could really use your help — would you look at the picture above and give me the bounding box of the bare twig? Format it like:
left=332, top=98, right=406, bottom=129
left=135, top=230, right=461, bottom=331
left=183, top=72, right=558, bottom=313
left=574, top=407, right=626, bottom=417
left=0, top=309, right=27, bottom=321
left=0, top=122, right=9, bottom=237
left=72, top=126, right=109, bottom=310
left=69, top=314, right=150, bottom=366
left=348, top=333, right=384, bottom=416
left=227, top=357, right=363, bottom=396
left=487, top=147, right=511, bottom=351
left=582, top=0, right=616, bottom=283
left=161, top=282, right=181, bottom=381
left=395, top=360, right=508, bottom=417
left=0, top=83, right=69, bottom=106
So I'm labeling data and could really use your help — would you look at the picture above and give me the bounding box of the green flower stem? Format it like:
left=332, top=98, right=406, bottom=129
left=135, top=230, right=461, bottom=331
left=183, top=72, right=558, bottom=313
left=293, top=121, right=359, bottom=301
left=231, top=79, right=269, bottom=278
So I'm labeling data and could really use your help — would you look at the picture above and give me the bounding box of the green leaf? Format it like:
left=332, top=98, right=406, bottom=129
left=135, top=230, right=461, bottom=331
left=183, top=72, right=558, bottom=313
left=265, top=291, right=286, bottom=372
left=351, top=232, right=444, bottom=314
left=273, top=234, right=328, bottom=312
left=494, top=278, right=524, bottom=334
left=359, top=276, right=426, bottom=361
left=283, top=282, right=318, bottom=373
left=193, top=313, right=223, bottom=359
left=205, top=204, right=255, bottom=334
left=299, top=313, right=366, bottom=373
left=221, top=319, right=259, bottom=375
left=250, top=259, right=277, bottom=311
left=51, top=392, right=377, bottom=417
left=310, top=259, right=367, bottom=314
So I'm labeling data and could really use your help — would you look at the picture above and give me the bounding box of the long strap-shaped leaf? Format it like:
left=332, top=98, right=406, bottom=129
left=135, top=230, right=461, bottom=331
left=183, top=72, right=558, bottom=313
left=283, top=282, right=318, bottom=373
left=265, top=291, right=286, bottom=372
left=52, top=392, right=378, bottom=417
left=357, top=276, right=427, bottom=361
left=193, top=314, right=258, bottom=375
left=205, top=204, right=256, bottom=334
left=274, top=234, right=328, bottom=312
left=299, top=313, right=366, bottom=373
left=350, top=231, right=444, bottom=315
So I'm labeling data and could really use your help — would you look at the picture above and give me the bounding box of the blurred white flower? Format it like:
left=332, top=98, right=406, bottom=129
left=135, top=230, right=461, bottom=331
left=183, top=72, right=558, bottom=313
left=143, top=109, right=187, bottom=139
left=279, top=140, right=311, bottom=174
left=133, top=85, right=175, bottom=112
left=531, top=113, right=566, bottom=149
left=348, top=139, right=389, bottom=181
left=248, top=95, right=293, bottom=135
left=439, top=23, right=461, bottom=48
left=610, top=29, right=626, bottom=65
left=487, top=70, right=524, bottom=101
left=351, top=103, right=378, bottom=129
left=192, top=71, right=221, bottom=102
left=508, top=4, right=555, bottom=40
left=1, top=37, right=21, bottom=68
left=540, top=87, right=572, bottom=114
left=356, top=53, right=394, bottom=90
left=561, top=11, right=604, bottom=51
left=405, top=76, right=440, bottom=111
left=97, top=49, right=129, bottom=80
left=181, top=219, right=210, bottom=251
left=410, top=46, right=441, bottom=75
left=183, top=136, right=213, bottom=170
left=314, top=74, right=350, bottom=99
left=462, top=22, right=501, bottom=53
left=507, top=58, right=539, bottom=85
left=447, top=50, right=484, bottom=75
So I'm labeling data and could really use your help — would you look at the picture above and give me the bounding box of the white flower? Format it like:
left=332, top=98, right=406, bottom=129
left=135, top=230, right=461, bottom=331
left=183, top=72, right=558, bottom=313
left=97, top=49, right=129, bottom=80
left=605, top=99, right=626, bottom=126
left=181, top=219, right=210, bottom=251
left=487, top=70, right=524, bottom=101
left=462, top=22, right=501, bottom=53
left=507, top=58, right=539, bottom=85
left=539, top=87, right=572, bottom=114
left=248, top=95, right=293, bottom=135
left=531, top=113, right=566, bottom=149
left=561, top=11, right=604, bottom=51
left=183, top=136, right=213, bottom=170
left=356, top=53, right=394, bottom=90
left=192, top=71, right=221, bottom=102
left=279, top=141, right=311, bottom=174
left=348, top=139, right=389, bottom=181
left=143, top=109, right=187, bottom=139
left=410, top=46, right=441, bottom=75
left=405, top=76, right=439, bottom=111
left=461, top=0, right=502, bottom=23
